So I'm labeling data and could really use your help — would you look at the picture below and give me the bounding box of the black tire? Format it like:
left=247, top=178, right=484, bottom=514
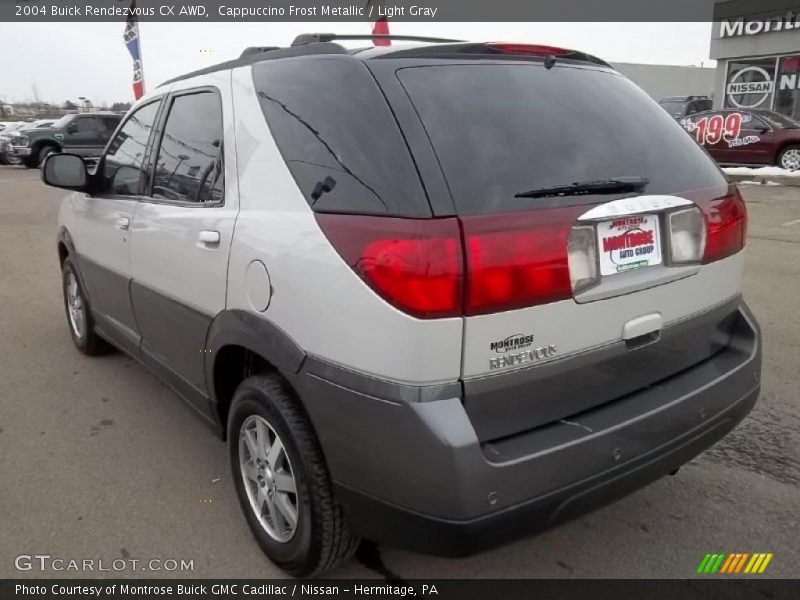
left=36, top=144, right=59, bottom=168
left=23, top=156, right=38, bottom=169
left=777, top=144, right=800, bottom=171
left=0, top=153, right=8, bottom=165
left=228, top=373, right=359, bottom=576
left=61, top=257, right=112, bottom=356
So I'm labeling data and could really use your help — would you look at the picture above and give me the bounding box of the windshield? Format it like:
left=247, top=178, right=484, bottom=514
left=756, top=111, right=800, bottom=129
left=51, top=114, right=75, bottom=129
left=397, top=64, right=726, bottom=215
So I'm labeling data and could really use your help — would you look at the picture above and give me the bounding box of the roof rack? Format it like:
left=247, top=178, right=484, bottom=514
left=291, top=33, right=463, bottom=46
left=240, top=46, right=280, bottom=57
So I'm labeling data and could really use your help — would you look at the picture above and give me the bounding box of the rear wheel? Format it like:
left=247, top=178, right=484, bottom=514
left=778, top=145, right=800, bottom=171
left=228, top=373, right=359, bottom=576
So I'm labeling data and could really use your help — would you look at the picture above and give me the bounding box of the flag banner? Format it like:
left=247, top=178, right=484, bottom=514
left=123, top=0, right=145, bottom=100
left=365, top=0, right=391, bottom=45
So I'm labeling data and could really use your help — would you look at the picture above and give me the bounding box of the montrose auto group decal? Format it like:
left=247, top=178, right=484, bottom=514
left=681, top=112, right=760, bottom=149
left=597, top=215, right=662, bottom=276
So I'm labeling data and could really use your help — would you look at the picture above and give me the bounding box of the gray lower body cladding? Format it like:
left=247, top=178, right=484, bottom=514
left=294, top=301, right=761, bottom=556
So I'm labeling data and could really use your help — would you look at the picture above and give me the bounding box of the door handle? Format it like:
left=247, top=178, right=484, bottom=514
left=198, top=230, right=221, bottom=244
left=115, top=216, right=130, bottom=230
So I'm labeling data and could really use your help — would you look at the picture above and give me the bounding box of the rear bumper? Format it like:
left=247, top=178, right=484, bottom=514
left=295, top=301, right=761, bottom=556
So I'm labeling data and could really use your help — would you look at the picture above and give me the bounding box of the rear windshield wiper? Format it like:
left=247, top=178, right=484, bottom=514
left=514, top=176, right=649, bottom=199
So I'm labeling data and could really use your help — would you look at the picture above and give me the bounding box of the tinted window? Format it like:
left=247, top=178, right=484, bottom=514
left=102, top=101, right=161, bottom=196
left=151, top=92, right=224, bottom=204
left=253, top=58, right=428, bottom=217
left=100, top=116, right=121, bottom=133
left=398, top=64, right=727, bottom=216
left=74, top=117, right=97, bottom=133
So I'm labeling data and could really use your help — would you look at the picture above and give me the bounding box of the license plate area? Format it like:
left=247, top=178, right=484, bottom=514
left=597, top=214, right=662, bottom=276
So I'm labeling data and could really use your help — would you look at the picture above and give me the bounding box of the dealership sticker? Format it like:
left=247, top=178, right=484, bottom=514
left=597, top=214, right=662, bottom=276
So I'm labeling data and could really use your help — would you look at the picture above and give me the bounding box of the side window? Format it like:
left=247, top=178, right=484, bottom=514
left=745, top=114, right=769, bottom=131
left=100, top=116, right=121, bottom=134
left=74, top=117, right=97, bottom=133
left=102, top=101, right=161, bottom=196
left=151, top=91, right=224, bottom=204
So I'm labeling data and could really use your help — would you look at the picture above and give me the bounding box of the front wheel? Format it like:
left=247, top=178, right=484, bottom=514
left=36, top=144, right=58, bottom=168
left=778, top=145, right=800, bottom=171
left=228, top=374, right=359, bottom=576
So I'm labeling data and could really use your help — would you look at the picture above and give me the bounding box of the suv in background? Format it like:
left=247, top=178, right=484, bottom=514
left=659, top=95, right=713, bottom=119
left=9, top=112, right=121, bottom=168
left=41, top=35, right=761, bottom=576
left=680, top=108, right=800, bottom=170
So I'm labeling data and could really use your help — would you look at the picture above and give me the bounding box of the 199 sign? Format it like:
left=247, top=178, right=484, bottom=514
left=693, top=113, right=742, bottom=145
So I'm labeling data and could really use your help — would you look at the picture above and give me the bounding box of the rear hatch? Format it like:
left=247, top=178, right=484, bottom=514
left=384, top=53, right=747, bottom=441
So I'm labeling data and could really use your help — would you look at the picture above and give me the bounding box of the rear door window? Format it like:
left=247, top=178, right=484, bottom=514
left=397, top=64, right=726, bottom=216
left=252, top=57, right=429, bottom=217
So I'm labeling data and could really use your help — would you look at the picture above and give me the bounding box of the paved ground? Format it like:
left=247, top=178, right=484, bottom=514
left=0, top=168, right=798, bottom=579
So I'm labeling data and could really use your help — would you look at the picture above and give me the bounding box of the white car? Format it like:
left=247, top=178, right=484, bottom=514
left=41, top=35, right=761, bottom=576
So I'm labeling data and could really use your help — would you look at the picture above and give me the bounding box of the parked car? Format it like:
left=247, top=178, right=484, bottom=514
left=658, top=95, right=713, bottom=119
left=0, top=122, right=29, bottom=165
left=41, top=35, right=760, bottom=576
left=8, top=112, right=122, bottom=168
left=680, top=108, right=800, bottom=170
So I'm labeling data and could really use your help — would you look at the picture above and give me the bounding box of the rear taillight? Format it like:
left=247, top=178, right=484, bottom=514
left=316, top=189, right=746, bottom=320
left=314, top=214, right=463, bottom=319
left=460, top=208, right=584, bottom=315
left=696, top=187, right=747, bottom=264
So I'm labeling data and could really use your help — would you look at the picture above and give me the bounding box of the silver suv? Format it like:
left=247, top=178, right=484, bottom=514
left=42, top=35, right=761, bottom=576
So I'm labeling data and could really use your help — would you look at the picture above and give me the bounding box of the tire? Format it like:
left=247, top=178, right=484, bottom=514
left=778, top=145, right=800, bottom=171
left=61, top=257, right=112, bottom=356
left=23, top=156, right=38, bottom=169
left=228, top=374, right=359, bottom=576
left=36, top=144, right=58, bottom=168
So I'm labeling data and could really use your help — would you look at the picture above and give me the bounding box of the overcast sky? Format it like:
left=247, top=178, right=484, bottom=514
left=0, top=22, right=715, bottom=105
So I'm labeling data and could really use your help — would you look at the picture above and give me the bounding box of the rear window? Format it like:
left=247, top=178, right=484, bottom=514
left=397, top=64, right=726, bottom=216
left=253, top=57, right=429, bottom=217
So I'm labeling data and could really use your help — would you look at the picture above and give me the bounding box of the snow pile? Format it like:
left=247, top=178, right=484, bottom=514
left=723, top=166, right=800, bottom=177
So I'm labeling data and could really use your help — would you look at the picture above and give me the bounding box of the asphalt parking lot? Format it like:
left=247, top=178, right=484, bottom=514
left=0, top=167, right=798, bottom=579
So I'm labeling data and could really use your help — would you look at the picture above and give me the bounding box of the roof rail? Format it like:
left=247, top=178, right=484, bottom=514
left=291, top=33, right=463, bottom=46
left=240, top=46, right=280, bottom=57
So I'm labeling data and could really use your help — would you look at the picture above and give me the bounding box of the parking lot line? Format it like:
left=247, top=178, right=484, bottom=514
left=781, top=218, right=800, bottom=226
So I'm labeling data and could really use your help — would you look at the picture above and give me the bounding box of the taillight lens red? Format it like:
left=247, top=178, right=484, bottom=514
left=695, top=187, right=747, bottom=264
left=315, top=214, right=463, bottom=319
left=316, top=188, right=747, bottom=320
left=460, top=207, right=585, bottom=315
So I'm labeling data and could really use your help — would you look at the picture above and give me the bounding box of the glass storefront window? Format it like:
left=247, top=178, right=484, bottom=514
left=775, top=55, right=800, bottom=119
left=723, top=55, right=800, bottom=120
left=724, top=58, right=777, bottom=111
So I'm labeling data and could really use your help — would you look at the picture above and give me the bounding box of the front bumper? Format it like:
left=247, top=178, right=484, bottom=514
left=295, top=301, right=761, bottom=556
left=9, top=146, right=31, bottom=156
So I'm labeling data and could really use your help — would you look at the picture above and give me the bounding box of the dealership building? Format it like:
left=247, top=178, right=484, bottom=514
left=710, top=1, right=800, bottom=119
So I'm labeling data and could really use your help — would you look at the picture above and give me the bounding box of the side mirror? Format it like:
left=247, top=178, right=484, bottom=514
left=42, top=154, right=88, bottom=191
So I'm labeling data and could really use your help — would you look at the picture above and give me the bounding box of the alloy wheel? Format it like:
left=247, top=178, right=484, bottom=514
left=239, top=415, right=299, bottom=543
left=781, top=149, right=800, bottom=171
left=65, top=272, right=86, bottom=339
